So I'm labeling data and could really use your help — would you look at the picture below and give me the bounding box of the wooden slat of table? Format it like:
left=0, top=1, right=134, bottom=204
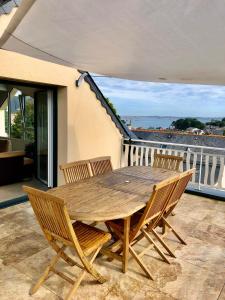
left=115, top=166, right=178, bottom=180
left=48, top=183, right=146, bottom=221
left=48, top=166, right=179, bottom=222
left=93, top=168, right=178, bottom=196
left=92, top=172, right=156, bottom=197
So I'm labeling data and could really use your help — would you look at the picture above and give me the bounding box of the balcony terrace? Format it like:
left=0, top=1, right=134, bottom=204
left=0, top=192, right=224, bottom=300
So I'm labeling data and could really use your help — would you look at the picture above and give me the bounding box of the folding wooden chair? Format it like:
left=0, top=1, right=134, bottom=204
left=60, top=160, right=91, bottom=184
left=105, top=175, right=180, bottom=280
left=23, top=186, right=111, bottom=300
left=156, top=168, right=195, bottom=246
left=153, top=153, right=183, bottom=171
left=89, top=156, right=113, bottom=176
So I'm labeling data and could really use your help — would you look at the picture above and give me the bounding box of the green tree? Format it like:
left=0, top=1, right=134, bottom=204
left=171, top=118, right=205, bottom=130
left=105, top=97, right=121, bottom=119
left=11, top=101, right=34, bottom=142
left=206, top=118, right=225, bottom=127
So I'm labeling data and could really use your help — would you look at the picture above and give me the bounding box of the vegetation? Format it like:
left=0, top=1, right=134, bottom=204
left=11, top=101, right=34, bottom=142
left=105, top=97, right=121, bottom=120
left=171, top=118, right=205, bottom=130
left=206, top=118, right=225, bottom=128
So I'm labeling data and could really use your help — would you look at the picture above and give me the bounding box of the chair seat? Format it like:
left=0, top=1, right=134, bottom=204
left=106, top=212, right=142, bottom=234
left=73, top=221, right=111, bottom=256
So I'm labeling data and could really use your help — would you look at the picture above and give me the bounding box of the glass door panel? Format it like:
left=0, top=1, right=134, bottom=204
left=36, top=91, right=48, bottom=184
left=35, top=90, right=54, bottom=187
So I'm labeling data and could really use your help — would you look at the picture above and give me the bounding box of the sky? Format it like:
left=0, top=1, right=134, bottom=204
left=92, top=75, right=225, bottom=118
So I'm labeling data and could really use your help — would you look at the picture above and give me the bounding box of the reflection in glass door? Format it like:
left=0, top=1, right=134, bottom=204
left=35, top=90, right=54, bottom=187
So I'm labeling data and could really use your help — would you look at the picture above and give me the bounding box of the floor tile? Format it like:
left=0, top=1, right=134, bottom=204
left=0, top=264, right=58, bottom=300
left=189, top=221, right=225, bottom=248
left=159, top=259, right=224, bottom=300
left=175, top=236, right=225, bottom=275
left=0, top=231, right=48, bottom=266
left=218, top=285, right=225, bottom=300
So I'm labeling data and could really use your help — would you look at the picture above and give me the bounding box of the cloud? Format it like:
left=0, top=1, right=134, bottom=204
left=92, top=75, right=225, bottom=117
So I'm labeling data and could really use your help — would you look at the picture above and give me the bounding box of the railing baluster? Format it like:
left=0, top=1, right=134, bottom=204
left=186, top=152, right=191, bottom=171
left=177, top=151, right=184, bottom=172
left=145, top=147, right=149, bottom=166
left=210, top=155, right=217, bottom=187
left=204, top=154, right=209, bottom=186
left=217, top=156, right=224, bottom=188
left=124, top=144, right=129, bottom=167
left=198, top=148, right=203, bottom=190
left=167, top=149, right=172, bottom=155
left=191, top=153, right=197, bottom=184
left=135, top=146, right=139, bottom=166
left=140, top=146, right=144, bottom=166
left=150, top=148, right=155, bottom=166
left=130, top=145, right=134, bottom=166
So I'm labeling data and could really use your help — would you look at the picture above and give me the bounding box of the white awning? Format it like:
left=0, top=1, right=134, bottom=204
left=1, top=0, right=225, bottom=85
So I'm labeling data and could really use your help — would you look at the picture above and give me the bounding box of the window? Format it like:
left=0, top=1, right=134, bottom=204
left=0, top=85, right=34, bottom=143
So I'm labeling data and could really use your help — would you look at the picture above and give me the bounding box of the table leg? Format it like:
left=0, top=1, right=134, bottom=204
left=122, top=216, right=131, bottom=273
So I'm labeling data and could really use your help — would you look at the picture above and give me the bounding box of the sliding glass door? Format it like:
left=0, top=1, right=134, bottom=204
left=35, top=90, right=54, bottom=187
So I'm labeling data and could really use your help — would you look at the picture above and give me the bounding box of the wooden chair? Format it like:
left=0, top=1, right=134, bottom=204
left=153, top=153, right=183, bottom=171
left=60, top=160, right=91, bottom=184
left=89, top=156, right=113, bottom=176
left=157, top=168, right=195, bottom=245
left=105, top=175, right=181, bottom=280
left=23, top=186, right=111, bottom=300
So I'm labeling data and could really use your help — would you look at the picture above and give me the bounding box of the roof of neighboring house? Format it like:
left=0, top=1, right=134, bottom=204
left=82, top=72, right=136, bottom=139
left=0, top=0, right=21, bottom=15
left=132, top=129, right=225, bottom=149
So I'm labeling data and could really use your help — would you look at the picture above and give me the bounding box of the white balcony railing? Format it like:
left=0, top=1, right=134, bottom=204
left=122, top=138, right=225, bottom=194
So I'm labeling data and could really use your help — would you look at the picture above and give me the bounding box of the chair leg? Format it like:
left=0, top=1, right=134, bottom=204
left=30, top=246, right=65, bottom=295
left=162, top=218, right=187, bottom=245
left=65, top=247, right=103, bottom=300
left=141, top=229, right=170, bottom=264
left=50, top=240, right=77, bottom=266
left=122, top=216, right=130, bottom=273
left=162, top=219, right=166, bottom=234
left=151, top=229, right=176, bottom=258
left=82, top=248, right=107, bottom=284
left=129, top=246, right=154, bottom=280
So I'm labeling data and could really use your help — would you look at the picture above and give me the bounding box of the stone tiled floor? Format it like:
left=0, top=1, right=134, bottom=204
left=0, top=194, right=224, bottom=300
left=0, top=179, right=47, bottom=203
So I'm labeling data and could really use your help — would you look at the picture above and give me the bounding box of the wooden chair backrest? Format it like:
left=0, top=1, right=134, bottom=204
left=132, top=175, right=180, bottom=239
left=165, top=168, right=195, bottom=212
left=153, top=153, right=183, bottom=171
left=23, top=185, right=103, bottom=274
left=89, top=156, right=112, bottom=176
left=60, top=160, right=91, bottom=184
left=23, top=186, right=77, bottom=245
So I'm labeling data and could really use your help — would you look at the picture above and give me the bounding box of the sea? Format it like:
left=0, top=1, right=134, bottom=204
left=121, top=116, right=221, bottom=129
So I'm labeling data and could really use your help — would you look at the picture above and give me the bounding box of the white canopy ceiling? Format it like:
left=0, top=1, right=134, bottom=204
left=1, top=0, right=225, bottom=84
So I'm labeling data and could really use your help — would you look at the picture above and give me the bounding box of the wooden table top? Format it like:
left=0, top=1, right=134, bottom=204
left=48, top=166, right=178, bottom=222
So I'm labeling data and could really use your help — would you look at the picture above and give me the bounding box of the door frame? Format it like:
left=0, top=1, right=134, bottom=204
left=0, top=79, right=58, bottom=188
left=34, top=87, right=58, bottom=187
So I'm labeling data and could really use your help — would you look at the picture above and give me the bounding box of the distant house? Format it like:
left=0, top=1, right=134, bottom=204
left=186, top=127, right=204, bottom=135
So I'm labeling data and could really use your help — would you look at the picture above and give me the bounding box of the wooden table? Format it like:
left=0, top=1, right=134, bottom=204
left=48, top=166, right=178, bottom=272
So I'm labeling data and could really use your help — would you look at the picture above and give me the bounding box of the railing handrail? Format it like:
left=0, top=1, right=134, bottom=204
left=124, top=138, right=225, bottom=152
